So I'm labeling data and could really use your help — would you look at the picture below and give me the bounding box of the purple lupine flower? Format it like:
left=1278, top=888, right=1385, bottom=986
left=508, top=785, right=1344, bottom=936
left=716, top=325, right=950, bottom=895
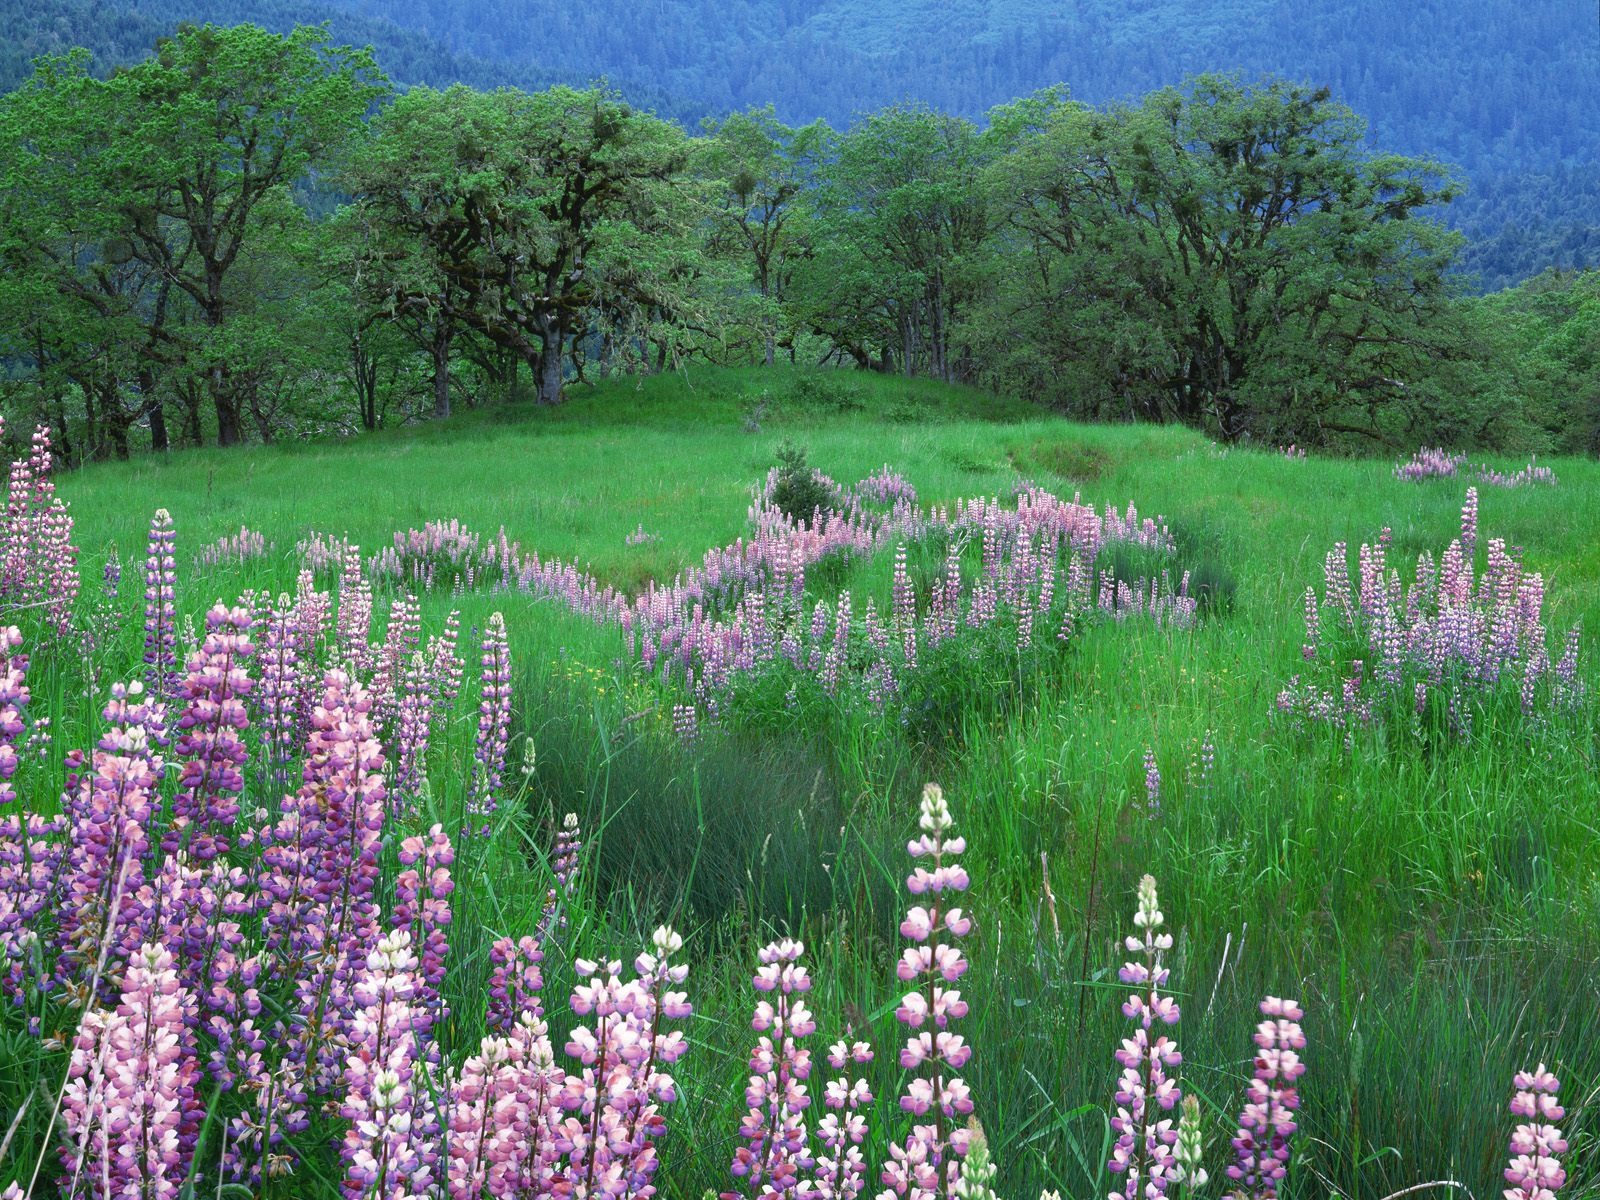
left=0, top=625, right=28, bottom=806
left=486, top=934, right=545, bottom=1034
left=142, top=510, right=178, bottom=697
left=1226, top=997, right=1305, bottom=1200
left=469, top=613, right=512, bottom=829
left=536, top=812, right=581, bottom=946
left=1143, top=750, right=1162, bottom=820
left=164, top=604, right=253, bottom=862
left=394, top=652, right=434, bottom=812
left=393, top=823, right=454, bottom=1036
left=1504, top=1064, right=1567, bottom=1200
left=881, top=783, right=975, bottom=1199
left=340, top=928, right=440, bottom=1200
left=428, top=609, right=465, bottom=704
left=60, top=942, right=203, bottom=1199
left=257, top=595, right=300, bottom=802
left=726, top=938, right=817, bottom=1196
left=336, top=546, right=374, bottom=673
left=57, top=681, right=167, bottom=991
left=1109, top=874, right=1182, bottom=1200
left=1461, top=486, right=1479, bottom=554
left=0, top=810, right=67, bottom=1004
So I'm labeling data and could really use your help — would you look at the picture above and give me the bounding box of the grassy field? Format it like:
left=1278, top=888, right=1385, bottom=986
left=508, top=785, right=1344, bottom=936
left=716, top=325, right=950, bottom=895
left=15, top=366, right=1600, bottom=1197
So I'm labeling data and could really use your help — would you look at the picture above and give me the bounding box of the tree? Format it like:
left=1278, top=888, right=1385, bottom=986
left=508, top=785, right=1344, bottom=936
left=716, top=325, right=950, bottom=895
left=697, top=106, right=826, bottom=365
left=92, top=23, right=386, bottom=445
left=795, top=104, right=991, bottom=381
left=979, top=76, right=1468, bottom=444
left=347, top=84, right=690, bottom=406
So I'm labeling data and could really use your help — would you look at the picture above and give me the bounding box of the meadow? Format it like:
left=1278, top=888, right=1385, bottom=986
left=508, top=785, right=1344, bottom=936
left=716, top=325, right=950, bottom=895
left=0, top=366, right=1595, bottom=1199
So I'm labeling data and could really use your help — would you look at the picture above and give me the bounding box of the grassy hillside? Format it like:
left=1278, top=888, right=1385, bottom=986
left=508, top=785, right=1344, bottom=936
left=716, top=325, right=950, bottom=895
left=23, top=369, right=1600, bottom=1195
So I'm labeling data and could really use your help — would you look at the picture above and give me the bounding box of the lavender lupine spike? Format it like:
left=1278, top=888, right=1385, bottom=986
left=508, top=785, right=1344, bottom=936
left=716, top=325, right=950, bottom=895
left=1109, top=875, right=1183, bottom=1200
left=57, top=680, right=167, bottom=990
left=469, top=613, right=512, bottom=831
left=142, top=509, right=178, bottom=697
left=394, top=651, right=434, bottom=812
left=336, top=546, right=374, bottom=673
left=257, top=595, right=300, bottom=802
left=60, top=942, right=203, bottom=1200
left=1504, top=1064, right=1567, bottom=1200
left=340, top=927, right=440, bottom=1200
left=726, top=938, right=817, bottom=1197
left=816, top=1035, right=874, bottom=1200
left=393, top=823, right=454, bottom=1036
left=1143, top=750, right=1162, bottom=820
left=1225, top=997, right=1305, bottom=1200
left=0, top=625, right=28, bottom=806
left=536, top=812, right=581, bottom=946
left=164, top=603, right=253, bottom=862
left=558, top=925, right=693, bottom=1198
left=879, top=783, right=975, bottom=1200
left=486, top=934, right=545, bottom=1034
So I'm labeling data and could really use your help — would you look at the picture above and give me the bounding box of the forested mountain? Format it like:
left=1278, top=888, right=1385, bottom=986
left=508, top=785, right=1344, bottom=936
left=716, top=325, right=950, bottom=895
left=0, top=0, right=699, bottom=121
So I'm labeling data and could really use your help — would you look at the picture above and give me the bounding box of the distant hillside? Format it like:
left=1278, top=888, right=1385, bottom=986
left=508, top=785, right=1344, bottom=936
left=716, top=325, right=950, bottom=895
left=0, top=0, right=702, bottom=121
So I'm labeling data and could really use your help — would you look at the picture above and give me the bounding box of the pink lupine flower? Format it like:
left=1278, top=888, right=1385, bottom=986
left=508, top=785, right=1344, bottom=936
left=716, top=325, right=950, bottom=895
left=817, top=1036, right=874, bottom=1200
left=726, top=938, right=817, bottom=1196
left=1225, top=997, right=1306, bottom=1200
left=559, top=925, right=693, bottom=1199
left=60, top=942, right=203, bottom=1200
left=1109, top=875, right=1183, bottom=1200
left=341, top=928, right=440, bottom=1200
left=881, top=784, right=975, bottom=1200
left=1504, top=1064, right=1567, bottom=1200
left=336, top=546, right=375, bottom=672
left=393, top=824, right=455, bottom=1034
left=394, top=652, right=434, bottom=812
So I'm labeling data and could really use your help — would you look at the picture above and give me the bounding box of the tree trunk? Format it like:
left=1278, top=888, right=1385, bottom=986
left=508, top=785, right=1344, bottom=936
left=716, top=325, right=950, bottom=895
left=211, top=365, right=242, bottom=447
left=538, top=343, right=564, bottom=405
left=431, top=322, right=452, bottom=420
left=144, top=379, right=170, bottom=452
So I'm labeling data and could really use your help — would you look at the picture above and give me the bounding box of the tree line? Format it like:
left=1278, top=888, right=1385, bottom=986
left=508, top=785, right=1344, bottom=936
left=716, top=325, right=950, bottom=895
left=0, top=22, right=1593, bottom=462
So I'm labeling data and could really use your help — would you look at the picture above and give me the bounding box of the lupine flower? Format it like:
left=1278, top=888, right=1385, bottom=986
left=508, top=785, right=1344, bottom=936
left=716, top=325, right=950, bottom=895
left=0, top=625, right=28, bottom=806
left=143, top=510, right=178, bottom=696
left=536, top=813, right=582, bottom=946
left=1174, top=1094, right=1208, bottom=1188
left=469, top=613, right=512, bottom=829
left=341, top=928, right=439, bottom=1200
left=726, top=938, right=817, bottom=1196
left=558, top=925, right=693, bottom=1198
left=1109, top=875, right=1183, bottom=1200
left=164, top=604, right=254, bottom=862
left=393, top=824, right=455, bottom=1035
left=60, top=942, right=203, bottom=1200
left=815, top=1035, right=874, bottom=1200
left=880, top=783, right=975, bottom=1200
left=1225, top=997, right=1305, bottom=1200
left=1504, top=1064, right=1566, bottom=1200
left=951, top=1119, right=1001, bottom=1200
left=1143, top=749, right=1162, bottom=819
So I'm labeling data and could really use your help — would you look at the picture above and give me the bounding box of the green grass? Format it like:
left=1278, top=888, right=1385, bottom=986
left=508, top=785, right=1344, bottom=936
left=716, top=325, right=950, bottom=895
left=18, top=364, right=1600, bottom=1197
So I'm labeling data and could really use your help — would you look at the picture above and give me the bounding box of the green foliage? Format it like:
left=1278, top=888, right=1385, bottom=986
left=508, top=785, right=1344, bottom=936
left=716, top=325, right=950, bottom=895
left=767, top=439, right=839, bottom=522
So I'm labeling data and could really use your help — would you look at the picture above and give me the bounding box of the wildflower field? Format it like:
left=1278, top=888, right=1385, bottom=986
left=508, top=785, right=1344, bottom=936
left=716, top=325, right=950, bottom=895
left=1, top=367, right=1596, bottom=1199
